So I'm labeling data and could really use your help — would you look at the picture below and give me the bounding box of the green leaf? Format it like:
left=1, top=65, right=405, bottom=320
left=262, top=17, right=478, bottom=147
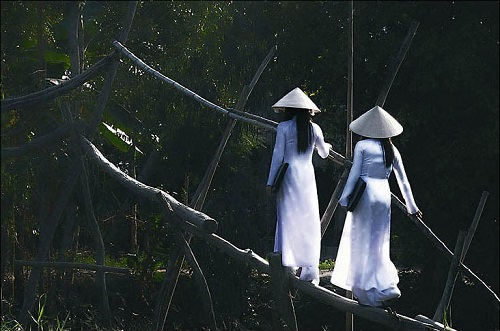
left=99, top=122, right=131, bottom=153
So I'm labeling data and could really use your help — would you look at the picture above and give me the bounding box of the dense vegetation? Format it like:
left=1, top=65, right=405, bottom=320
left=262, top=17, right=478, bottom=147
left=1, top=1, right=498, bottom=330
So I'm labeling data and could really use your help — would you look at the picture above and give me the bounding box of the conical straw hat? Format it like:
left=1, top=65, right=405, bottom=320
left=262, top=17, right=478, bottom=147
left=349, top=106, right=403, bottom=138
left=271, top=87, right=321, bottom=115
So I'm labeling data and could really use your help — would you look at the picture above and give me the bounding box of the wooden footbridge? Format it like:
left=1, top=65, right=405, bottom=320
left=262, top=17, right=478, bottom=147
left=2, top=2, right=498, bottom=331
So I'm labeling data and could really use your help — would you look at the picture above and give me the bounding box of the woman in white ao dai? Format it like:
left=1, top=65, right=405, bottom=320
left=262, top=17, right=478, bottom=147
left=330, top=106, right=422, bottom=307
left=266, top=88, right=332, bottom=285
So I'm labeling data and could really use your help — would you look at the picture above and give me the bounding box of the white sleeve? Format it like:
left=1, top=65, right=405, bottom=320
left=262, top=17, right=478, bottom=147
left=338, top=142, right=363, bottom=207
left=393, top=147, right=419, bottom=214
left=313, top=123, right=332, bottom=158
left=267, top=124, right=286, bottom=186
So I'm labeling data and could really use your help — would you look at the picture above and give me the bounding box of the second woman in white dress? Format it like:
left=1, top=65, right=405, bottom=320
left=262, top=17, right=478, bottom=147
left=266, top=87, right=332, bottom=285
left=330, top=106, right=422, bottom=306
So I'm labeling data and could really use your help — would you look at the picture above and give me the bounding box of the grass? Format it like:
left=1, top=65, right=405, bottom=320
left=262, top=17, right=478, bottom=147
left=319, top=259, right=335, bottom=271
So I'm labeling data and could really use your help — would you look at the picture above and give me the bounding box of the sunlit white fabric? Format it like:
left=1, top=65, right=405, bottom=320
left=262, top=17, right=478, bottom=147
left=331, top=138, right=419, bottom=306
left=267, top=117, right=331, bottom=284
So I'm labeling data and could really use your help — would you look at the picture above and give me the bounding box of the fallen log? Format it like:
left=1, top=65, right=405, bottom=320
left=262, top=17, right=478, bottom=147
left=79, top=135, right=218, bottom=233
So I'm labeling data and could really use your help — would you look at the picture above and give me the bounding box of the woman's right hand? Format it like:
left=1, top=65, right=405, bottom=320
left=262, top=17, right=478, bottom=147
left=411, top=210, right=423, bottom=219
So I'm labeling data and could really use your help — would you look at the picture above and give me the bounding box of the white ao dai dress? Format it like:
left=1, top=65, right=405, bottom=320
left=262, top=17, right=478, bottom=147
left=267, top=117, right=331, bottom=284
left=330, top=138, right=419, bottom=306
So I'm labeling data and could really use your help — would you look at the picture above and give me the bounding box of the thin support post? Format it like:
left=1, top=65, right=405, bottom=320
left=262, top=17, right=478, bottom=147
left=346, top=0, right=354, bottom=160
left=268, top=252, right=298, bottom=331
left=432, top=231, right=466, bottom=324
left=80, top=157, right=111, bottom=324
left=433, top=191, right=489, bottom=322
left=178, top=233, right=217, bottom=330
left=321, top=167, right=349, bottom=237
left=461, top=191, right=489, bottom=260
left=375, top=21, right=420, bottom=107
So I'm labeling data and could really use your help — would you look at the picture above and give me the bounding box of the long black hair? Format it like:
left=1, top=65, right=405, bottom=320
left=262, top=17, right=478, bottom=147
left=379, top=138, right=395, bottom=167
left=284, top=107, right=312, bottom=153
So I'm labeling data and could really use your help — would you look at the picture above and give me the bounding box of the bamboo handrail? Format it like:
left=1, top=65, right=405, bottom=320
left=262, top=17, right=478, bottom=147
left=111, top=40, right=277, bottom=132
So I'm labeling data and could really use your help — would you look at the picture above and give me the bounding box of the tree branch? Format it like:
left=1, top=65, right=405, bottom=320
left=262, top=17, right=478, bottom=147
left=1, top=54, right=114, bottom=112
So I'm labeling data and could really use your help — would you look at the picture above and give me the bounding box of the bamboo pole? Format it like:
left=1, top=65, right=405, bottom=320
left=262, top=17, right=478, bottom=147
left=88, top=2, right=138, bottom=139
left=375, top=21, right=419, bottom=107
left=191, top=45, right=276, bottom=210
left=14, top=260, right=130, bottom=274
left=433, top=231, right=466, bottom=323
left=111, top=40, right=277, bottom=132
left=269, top=252, right=298, bottom=331
left=346, top=0, right=354, bottom=160
left=80, top=157, right=111, bottom=323
left=178, top=233, right=217, bottom=330
left=345, top=3, right=354, bottom=330
left=433, top=191, right=489, bottom=322
left=461, top=191, right=489, bottom=260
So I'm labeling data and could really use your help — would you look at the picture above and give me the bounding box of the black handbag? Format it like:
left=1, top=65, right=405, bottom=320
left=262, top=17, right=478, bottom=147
left=271, top=162, right=289, bottom=194
left=347, top=177, right=366, bottom=212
